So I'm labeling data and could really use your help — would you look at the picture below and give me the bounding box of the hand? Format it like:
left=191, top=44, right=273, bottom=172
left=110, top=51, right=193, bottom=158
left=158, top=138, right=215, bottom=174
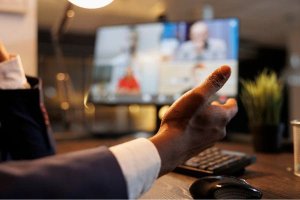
left=0, top=41, right=10, bottom=63
left=150, top=66, right=238, bottom=176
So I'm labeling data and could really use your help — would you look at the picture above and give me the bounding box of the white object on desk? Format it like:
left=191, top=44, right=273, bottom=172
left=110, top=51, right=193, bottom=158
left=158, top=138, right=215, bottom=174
left=291, top=120, right=300, bottom=177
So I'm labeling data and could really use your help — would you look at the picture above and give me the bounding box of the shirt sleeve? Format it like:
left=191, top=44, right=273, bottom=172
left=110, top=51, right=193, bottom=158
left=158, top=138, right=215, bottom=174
left=0, top=55, right=28, bottom=89
left=109, top=138, right=161, bottom=199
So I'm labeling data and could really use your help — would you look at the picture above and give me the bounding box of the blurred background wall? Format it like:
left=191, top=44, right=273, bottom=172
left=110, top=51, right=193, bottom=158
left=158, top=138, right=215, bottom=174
left=1, top=0, right=300, bottom=137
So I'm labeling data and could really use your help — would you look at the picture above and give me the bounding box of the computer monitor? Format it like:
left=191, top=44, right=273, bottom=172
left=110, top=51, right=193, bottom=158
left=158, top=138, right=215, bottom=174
left=91, top=18, right=239, bottom=102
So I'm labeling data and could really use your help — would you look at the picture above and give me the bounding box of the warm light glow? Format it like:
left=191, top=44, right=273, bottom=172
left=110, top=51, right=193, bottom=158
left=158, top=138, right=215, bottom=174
left=56, top=73, right=68, bottom=81
left=83, top=90, right=90, bottom=109
left=68, top=0, right=114, bottom=9
left=85, top=103, right=95, bottom=114
left=129, top=105, right=140, bottom=113
left=67, top=9, right=75, bottom=18
left=60, top=102, right=70, bottom=110
left=158, top=105, right=170, bottom=120
left=152, top=2, right=166, bottom=15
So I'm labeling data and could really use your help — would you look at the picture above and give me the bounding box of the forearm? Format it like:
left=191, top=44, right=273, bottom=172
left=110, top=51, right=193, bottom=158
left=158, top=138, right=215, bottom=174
left=0, top=147, right=127, bottom=199
left=0, top=54, right=55, bottom=160
left=0, top=85, right=55, bottom=160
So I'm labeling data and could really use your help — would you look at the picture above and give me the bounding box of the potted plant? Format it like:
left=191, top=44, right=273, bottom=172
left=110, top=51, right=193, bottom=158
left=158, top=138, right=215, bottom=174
left=240, top=70, right=284, bottom=152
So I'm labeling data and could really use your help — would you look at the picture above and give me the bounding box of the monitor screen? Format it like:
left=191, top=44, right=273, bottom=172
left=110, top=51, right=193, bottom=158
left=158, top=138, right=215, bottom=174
left=91, top=18, right=239, bottom=103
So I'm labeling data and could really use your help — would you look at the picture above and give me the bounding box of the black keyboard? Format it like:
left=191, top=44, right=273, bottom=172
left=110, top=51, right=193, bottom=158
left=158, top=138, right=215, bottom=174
left=174, top=147, right=256, bottom=177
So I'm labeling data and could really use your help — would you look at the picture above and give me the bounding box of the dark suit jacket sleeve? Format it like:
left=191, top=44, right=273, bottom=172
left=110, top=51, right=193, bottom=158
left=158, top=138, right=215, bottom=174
left=0, top=76, right=55, bottom=161
left=0, top=146, right=128, bottom=199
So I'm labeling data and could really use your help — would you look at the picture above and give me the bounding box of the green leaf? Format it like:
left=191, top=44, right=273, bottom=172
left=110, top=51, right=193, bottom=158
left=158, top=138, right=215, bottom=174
left=240, top=69, right=283, bottom=127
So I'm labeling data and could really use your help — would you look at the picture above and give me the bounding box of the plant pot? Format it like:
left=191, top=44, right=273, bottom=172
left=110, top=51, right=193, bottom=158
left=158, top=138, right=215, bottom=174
left=251, top=124, right=284, bottom=153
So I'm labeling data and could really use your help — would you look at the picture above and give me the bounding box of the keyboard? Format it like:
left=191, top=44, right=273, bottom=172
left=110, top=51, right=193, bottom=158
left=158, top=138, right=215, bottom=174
left=174, top=147, right=256, bottom=177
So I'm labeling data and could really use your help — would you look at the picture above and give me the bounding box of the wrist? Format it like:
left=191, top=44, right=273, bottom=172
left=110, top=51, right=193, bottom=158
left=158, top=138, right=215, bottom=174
left=150, top=126, right=189, bottom=176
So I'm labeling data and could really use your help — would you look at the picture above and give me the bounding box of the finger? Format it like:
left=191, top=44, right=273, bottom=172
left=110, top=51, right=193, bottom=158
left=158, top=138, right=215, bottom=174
left=222, top=98, right=238, bottom=120
left=215, top=98, right=238, bottom=121
left=162, top=66, right=231, bottom=121
left=211, top=98, right=236, bottom=107
left=193, top=65, right=231, bottom=100
left=0, top=41, right=9, bottom=62
left=189, top=100, right=237, bottom=130
left=211, top=101, right=221, bottom=106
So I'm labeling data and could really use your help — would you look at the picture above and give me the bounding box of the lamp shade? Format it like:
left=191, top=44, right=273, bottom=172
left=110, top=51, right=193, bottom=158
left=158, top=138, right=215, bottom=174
left=68, top=0, right=114, bottom=9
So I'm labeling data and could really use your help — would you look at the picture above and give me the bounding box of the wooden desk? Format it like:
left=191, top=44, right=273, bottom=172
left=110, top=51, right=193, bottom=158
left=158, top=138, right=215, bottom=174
left=141, top=141, right=300, bottom=199
left=56, top=137, right=300, bottom=198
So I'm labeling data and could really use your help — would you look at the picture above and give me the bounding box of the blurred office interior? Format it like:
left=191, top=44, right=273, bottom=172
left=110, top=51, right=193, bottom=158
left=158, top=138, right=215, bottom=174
left=1, top=0, right=300, bottom=140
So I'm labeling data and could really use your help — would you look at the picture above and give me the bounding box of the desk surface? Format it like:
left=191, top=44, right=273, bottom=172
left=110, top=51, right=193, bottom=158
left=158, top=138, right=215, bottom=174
left=56, top=137, right=300, bottom=199
left=141, top=141, right=300, bottom=199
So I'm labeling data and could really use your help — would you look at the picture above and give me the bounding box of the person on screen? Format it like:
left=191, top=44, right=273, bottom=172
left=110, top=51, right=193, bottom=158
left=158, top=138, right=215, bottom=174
left=160, top=22, right=180, bottom=62
left=0, top=41, right=237, bottom=198
left=176, top=21, right=227, bottom=61
left=116, top=66, right=140, bottom=95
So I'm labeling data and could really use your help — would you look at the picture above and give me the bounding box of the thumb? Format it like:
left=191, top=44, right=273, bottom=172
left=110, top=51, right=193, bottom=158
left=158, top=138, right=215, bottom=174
left=193, top=65, right=231, bottom=99
left=162, top=65, right=231, bottom=121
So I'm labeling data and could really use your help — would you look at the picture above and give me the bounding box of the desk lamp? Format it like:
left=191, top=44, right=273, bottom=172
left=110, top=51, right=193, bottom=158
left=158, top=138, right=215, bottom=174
left=68, top=0, right=114, bottom=9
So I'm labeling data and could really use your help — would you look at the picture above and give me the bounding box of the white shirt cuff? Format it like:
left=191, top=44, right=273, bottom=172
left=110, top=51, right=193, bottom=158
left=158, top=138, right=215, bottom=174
left=0, top=55, right=28, bottom=89
left=110, top=138, right=161, bottom=199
